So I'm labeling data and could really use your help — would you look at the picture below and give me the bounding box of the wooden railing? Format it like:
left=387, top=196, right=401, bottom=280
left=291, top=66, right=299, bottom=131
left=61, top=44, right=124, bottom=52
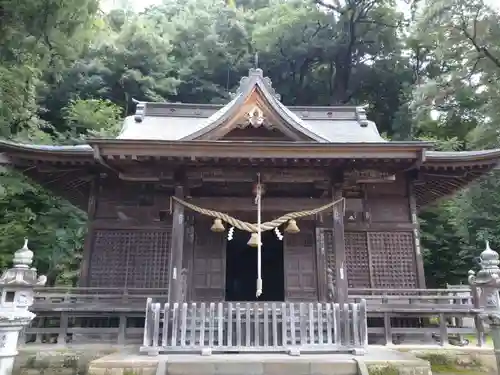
left=21, top=286, right=488, bottom=348
left=31, top=287, right=168, bottom=312
left=141, top=300, right=368, bottom=355
left=29, top=287, right=479, bottom=312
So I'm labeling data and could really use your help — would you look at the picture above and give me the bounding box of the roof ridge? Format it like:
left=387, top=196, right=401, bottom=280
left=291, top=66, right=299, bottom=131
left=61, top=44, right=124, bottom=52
left=236, top=68, right=281, bottom=100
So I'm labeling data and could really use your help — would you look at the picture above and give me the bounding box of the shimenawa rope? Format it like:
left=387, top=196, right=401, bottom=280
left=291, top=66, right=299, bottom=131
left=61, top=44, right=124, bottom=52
left=171, top=196, right=345, bottom=232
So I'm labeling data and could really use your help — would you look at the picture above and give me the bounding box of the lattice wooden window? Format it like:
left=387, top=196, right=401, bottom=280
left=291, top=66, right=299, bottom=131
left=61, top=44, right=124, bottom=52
left=126, top=230, right=171, bottom=288
left=323, top=230, right=370, bottom=288
left=345, top=232, right=370, bottom=288
left=89, top=229, right=171, bottom=289
left=89, top=231, right=129, bottom=288
left=368, top=232, right=417, bottom=289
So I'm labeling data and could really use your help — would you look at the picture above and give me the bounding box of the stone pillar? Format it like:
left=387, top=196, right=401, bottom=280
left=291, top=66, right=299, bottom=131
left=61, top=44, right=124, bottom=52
left=468, top=241, right=500, bottom=374
left=0, top=239, right=46, bottom=375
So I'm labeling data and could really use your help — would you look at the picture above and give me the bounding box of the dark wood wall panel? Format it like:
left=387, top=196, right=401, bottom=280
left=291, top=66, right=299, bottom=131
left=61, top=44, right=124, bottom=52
left=365, top=174, right=411, bottom=223
left=368, top=198, right=410, bottom=223
left=191, top=219, right=226, bottom=301
left=365, top=174, right=407, bottom=197
left=368, top=232, right=417, bottom=289
left=94, top=178, right=171, bottom=224
left=284, top=226, right=317, bottom=301
left=89, top=228, right=171, bottom=289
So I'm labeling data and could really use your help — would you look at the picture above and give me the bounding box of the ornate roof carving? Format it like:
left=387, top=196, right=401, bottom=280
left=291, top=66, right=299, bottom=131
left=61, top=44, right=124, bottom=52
left=244, top=105, right=266, bottom=127
left=237, top=68, right=281, bottom=100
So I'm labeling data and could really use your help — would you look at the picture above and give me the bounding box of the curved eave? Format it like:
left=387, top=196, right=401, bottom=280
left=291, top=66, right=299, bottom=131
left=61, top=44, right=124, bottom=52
left=425, top=149, right=500, bottom=164
left=416, top=149, right=500, bottom=209
left=0, top=141, right=97, bottom=209
left=0, top=140, right=95, bottom=165
left=89, top=139, right=432, bottom=160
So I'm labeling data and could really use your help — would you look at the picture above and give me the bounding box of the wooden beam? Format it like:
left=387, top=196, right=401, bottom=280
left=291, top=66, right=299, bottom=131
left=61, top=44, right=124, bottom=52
left=332, top=186, right=348, bottom=305
left=92, top=140, right=427, bottom=160
left=187, top=167, right=330, bottom=183
left=168, top=184, right=186, bottom=303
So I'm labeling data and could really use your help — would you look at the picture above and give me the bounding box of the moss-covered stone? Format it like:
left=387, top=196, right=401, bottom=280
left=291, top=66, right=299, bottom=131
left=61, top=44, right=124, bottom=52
left=415, top=352, right=485, bottom=374
left=367, top=364, right=399, bottom=375
left=13, top=346, right=122, bottom=375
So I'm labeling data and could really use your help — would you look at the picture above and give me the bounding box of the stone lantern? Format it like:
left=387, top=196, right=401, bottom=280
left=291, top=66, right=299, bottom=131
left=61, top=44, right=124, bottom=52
left=0, top=239, right=46, bottom=375
left=468, top=240, right=500, bottom=374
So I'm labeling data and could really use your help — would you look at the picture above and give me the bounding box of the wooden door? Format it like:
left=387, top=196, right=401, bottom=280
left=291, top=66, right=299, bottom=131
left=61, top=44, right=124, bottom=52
left=283, top=223, right=318, bottom=301
left=191, top=218, right=226, bottom=301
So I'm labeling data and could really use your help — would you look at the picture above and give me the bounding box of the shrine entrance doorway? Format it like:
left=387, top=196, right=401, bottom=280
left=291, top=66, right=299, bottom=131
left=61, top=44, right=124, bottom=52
left=225, top=228, right=284, bottom=302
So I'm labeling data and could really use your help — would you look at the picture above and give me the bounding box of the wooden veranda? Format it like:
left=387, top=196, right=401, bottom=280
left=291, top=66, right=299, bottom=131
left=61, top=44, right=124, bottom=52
left=24, top=286, right=487, bottom=349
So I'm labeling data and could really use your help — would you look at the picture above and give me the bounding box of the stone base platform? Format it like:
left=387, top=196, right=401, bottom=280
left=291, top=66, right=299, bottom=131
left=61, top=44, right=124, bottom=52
left=88, top=348, right=431, bottom=375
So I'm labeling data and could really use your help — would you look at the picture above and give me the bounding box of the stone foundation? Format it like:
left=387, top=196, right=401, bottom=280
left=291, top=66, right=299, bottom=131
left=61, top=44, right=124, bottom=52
left=87, top=348, right=431, bottom=375
left=13, top=344, right=498, bottom=375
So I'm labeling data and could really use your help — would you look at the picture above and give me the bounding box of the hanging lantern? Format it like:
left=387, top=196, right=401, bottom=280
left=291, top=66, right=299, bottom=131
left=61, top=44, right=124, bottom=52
left=211, top=218, right=225, bottom=232
left=247, top=232, right=260, bottom=247
left=285, top=219, right=300, bottom=234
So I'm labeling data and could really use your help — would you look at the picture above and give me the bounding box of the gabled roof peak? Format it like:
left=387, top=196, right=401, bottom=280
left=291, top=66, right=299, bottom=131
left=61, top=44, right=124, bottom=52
left=236, top=68, right=281, bottom=100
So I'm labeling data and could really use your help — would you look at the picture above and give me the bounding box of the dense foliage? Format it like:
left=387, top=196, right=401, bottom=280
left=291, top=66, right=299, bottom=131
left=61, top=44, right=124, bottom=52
left=1, top=0, right=499, bottom=287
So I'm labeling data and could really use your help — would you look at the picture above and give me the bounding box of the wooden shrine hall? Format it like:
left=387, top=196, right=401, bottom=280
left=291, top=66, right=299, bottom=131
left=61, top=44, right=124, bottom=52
left=1, top=68, right=500, bottom=304
left=2, top=68, right=500, bottom=352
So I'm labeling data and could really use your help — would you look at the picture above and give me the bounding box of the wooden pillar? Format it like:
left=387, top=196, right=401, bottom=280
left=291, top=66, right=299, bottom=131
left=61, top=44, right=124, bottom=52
left=183, top=216, right=195, bottom=302
left=117, top=313, right=127, bottom=345
left=332, top=186, right=348, bottom=305
left=79, top=174, right=98, bottom=287
left=168, top=184, right=185, bottom=303
left=315, top=227, right=328, bottom=302
left=408, top=178, right=426, bottom=288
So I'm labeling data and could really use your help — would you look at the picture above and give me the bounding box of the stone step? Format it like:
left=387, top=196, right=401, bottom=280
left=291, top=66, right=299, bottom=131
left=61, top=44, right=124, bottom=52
left=162, top=355, right=358, bottom=375
left=88, top=348, right=432, bottom=375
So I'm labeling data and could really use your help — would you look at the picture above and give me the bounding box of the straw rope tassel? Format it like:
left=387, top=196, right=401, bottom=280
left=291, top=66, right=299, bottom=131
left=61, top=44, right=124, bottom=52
left=255, top=175, right=263, bottom=298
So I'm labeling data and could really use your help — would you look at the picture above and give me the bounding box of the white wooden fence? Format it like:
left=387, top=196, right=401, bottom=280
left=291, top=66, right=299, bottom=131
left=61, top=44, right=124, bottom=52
left=141, top=300, right=368, bottom=355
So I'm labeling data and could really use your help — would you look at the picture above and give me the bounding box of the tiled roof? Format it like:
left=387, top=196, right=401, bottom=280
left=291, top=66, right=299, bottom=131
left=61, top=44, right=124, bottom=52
left=119, top=68, right=387, bottom=143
